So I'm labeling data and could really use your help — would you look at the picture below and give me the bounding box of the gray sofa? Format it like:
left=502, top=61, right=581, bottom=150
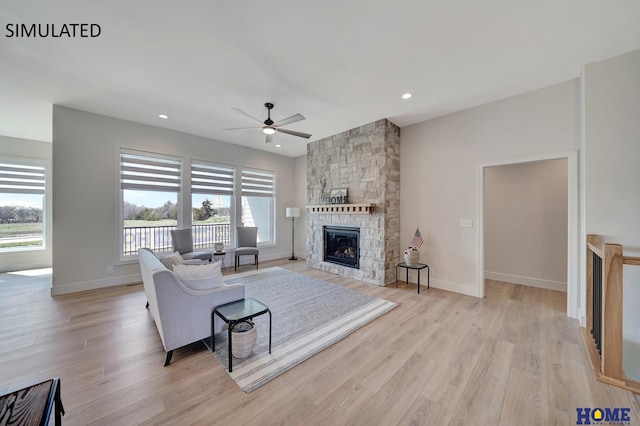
left=138, top=248, right=245, bottom=365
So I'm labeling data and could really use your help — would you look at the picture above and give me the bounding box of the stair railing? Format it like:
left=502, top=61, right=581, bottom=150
left=584, top=234, right=640, bottom=393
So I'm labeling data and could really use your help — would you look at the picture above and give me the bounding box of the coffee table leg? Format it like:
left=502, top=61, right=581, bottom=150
left=228, top=321, right=234, bottom=372
left=211, top=310, right=216, bottom=351
left=418, top=269, right=421, bottom=294
left=268, top=309, right=272, bottom=354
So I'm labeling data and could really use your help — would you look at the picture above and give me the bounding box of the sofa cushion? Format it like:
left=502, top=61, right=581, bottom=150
left=173, top=261, right=224, bottom=290
left=159, top=251, right=184, bottom=270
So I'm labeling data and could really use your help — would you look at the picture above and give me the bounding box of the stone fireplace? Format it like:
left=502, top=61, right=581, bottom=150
left=306, top=119, right=400, bottom=286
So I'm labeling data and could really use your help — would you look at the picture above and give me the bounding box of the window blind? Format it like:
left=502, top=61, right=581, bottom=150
left=241, top=168, right=275, bottom=197
left=120, top=150, right=181, bottom=192
left=191, top=161, right=235, bottom=195
left=0, top=162, right=46, bottom=194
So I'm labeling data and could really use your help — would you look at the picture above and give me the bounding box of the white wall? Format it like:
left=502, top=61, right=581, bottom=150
left=484, top=159, right=568, bottom=291
left=52, top=106, right=298, bottom=295
left=0, top=136, right=52, bottom=272
left=584, top=48, right=640, bottom=378
left=293, top=155, right=307, bottom=258
left=401, top=80, right=579, bottom=296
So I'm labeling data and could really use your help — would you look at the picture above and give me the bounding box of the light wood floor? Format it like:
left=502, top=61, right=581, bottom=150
left=1, top=260, right=638, bottom=425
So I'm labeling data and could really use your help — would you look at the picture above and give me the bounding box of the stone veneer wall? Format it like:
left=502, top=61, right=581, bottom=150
left=306, top=119, right=400, bottom=286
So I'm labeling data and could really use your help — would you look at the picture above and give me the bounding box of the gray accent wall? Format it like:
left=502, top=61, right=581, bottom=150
left=51, top=106, right=298, bottom=295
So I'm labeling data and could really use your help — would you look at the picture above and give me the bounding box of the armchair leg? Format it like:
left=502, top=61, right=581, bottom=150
left=255, top=254, right=258, bottom=269
left=235, top=255, right=238, bottom=271
left=145, top=301, right=149, bottom=309
left=164, top=350, right=174, bottom=366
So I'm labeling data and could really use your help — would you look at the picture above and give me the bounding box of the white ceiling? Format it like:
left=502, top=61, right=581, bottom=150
left=1, top=1, right=639, bottom=157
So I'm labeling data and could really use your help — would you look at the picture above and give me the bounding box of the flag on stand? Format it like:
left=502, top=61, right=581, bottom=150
left=412, top=227, right=424, bottom=248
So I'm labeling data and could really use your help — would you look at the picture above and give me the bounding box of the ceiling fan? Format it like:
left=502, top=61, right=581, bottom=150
left=224, top=102, right=312, bottom=143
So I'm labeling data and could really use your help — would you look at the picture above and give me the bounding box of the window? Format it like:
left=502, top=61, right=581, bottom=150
left=120, top=149, right=181, bottom=258
left=191, top=161, right=235, bottom=249
left=0, top=160, right=46, bottom=251
left=241, top=168, right=275, bottom=245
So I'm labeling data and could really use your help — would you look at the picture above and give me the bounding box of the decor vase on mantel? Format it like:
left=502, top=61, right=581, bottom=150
left=404, top=246, right=420, bottom=267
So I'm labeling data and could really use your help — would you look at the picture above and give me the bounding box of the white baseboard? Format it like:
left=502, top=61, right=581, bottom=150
left=402, top=273, right=478, bottom=297
left=485, top=271, right=567, bottom=292
left=51, top=273, right=142, bottom=296
left=429, top=278, right=478, bottom=297
left=51, top=251, right=295, bottom=296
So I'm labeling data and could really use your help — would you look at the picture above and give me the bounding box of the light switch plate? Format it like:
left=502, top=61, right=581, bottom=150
left=459, top=219, right=473, bottom=228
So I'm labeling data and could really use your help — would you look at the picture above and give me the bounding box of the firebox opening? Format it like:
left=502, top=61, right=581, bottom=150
left=323, top=226, right=360, bottom=269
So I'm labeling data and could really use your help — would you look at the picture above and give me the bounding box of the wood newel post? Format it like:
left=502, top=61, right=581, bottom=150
left=602, top=243, right=623, bottom=380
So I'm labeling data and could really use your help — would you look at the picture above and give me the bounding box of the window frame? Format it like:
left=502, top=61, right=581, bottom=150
left=190, top=159, right=236, bottom=250
left=240, top=167, right=276, bottom=247
left=117, top=148, right=182, bottom=262
left=0, top=156, right=48, bottom=253
left=115, top=147, right=279, bottom=262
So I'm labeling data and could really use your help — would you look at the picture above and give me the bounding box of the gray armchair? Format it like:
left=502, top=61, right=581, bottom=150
left=170, top=229, right=212, bottom=262
left=235, top=226, right=259, bottom=271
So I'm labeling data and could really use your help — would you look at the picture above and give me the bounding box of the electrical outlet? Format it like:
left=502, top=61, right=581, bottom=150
left=107, top=266, right=113, bottom=274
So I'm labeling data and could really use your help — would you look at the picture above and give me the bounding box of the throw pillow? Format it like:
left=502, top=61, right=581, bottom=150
left=173, top=261, right=224, bottom=290
left=159, top=251, right=184, bottom=270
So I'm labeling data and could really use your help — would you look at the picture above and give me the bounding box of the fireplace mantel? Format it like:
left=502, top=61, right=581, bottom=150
left=306, top=203, right=376, bottom=215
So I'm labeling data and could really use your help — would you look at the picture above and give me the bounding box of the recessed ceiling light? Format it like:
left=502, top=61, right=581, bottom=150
left=275, top=144, right=281, bottom=148
left=401, top=93, right=413, bottom=100
left=158, top=114, right=168, bottom=119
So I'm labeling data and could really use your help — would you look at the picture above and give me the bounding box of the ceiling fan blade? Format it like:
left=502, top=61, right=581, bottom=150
left=222, top=126, right=261, bottom=131
left=277, top=128, right=312, bottom=139
left=265, top=133, right=273, bottom=143
left=231, top=107, right=263, bottom=124
left=274, top=113, right=305, bottom=127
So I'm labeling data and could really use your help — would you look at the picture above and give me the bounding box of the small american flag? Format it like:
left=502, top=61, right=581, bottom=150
left=412, top=227, right=424, bottom=248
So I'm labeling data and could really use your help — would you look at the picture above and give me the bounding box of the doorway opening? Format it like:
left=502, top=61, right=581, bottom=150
left=477, top=151, right=578, bottom=319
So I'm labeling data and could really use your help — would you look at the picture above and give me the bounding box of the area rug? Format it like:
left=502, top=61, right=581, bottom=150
left=204, top=267, right=397, bottom=393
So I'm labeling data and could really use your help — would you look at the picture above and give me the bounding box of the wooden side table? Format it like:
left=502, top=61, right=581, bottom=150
left=0, top=378, right=65, bottom=425
left=396, top=262, right=430, bottom=294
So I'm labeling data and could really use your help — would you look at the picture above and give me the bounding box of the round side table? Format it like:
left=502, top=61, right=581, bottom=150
left=212, top=251, right=226, bottom=270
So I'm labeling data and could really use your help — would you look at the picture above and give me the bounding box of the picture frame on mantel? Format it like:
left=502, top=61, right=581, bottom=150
left=329, top=188, right=348, bottom=204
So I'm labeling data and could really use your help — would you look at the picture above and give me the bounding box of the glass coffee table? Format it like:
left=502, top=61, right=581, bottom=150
left=212, top=298, right=271, bottom=372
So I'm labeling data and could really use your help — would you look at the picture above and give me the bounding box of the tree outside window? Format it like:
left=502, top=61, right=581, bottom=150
left=0, top=161, right=46, bottom=251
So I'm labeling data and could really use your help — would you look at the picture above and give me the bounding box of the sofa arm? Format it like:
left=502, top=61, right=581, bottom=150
left=152, top=272, right=246, bottom=352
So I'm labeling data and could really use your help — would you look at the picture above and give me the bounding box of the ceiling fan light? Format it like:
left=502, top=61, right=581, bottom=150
left=263, top=126, right=276, bottom=135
